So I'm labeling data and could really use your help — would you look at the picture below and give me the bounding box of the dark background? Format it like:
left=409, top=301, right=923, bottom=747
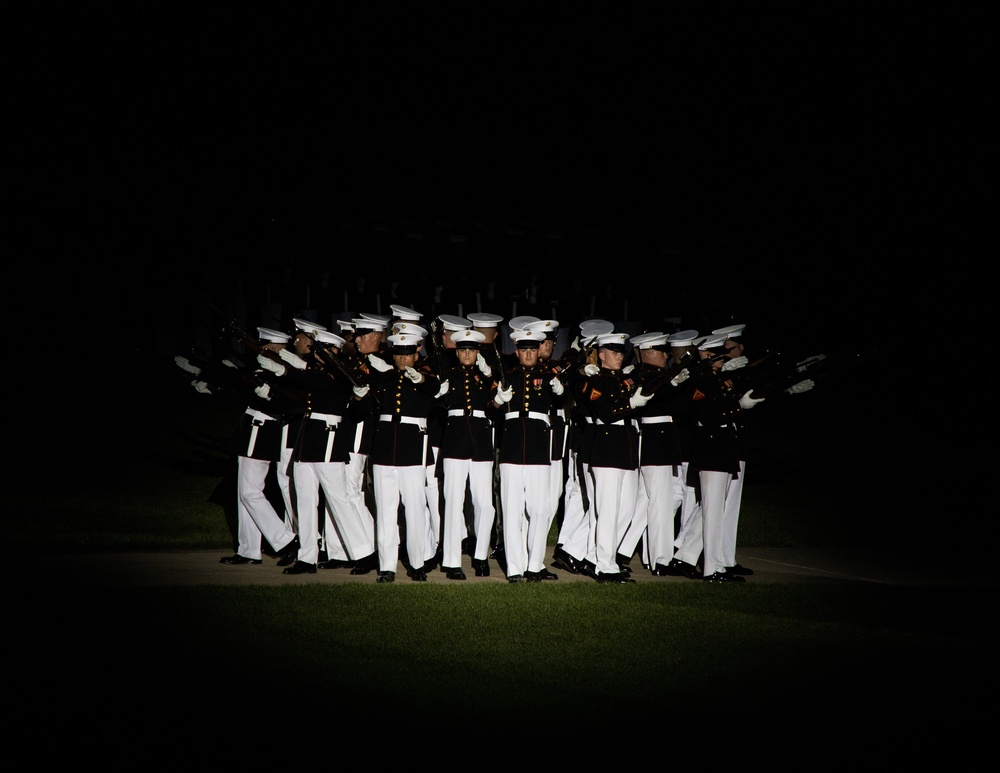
left=31, top=10, right=984, bottom=342
left=20, top=9, right=989, bottom=537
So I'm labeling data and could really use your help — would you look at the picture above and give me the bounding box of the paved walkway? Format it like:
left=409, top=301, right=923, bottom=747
left=35, top=546, right=993, bottom=587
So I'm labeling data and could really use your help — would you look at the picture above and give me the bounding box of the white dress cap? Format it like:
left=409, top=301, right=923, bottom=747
left=711, top=323, right=746, bottom=339
left=392, top=322, right=429, bottom=337
left=698, top=333, right=730, bottom=351
left=631, top=332, right=670, bottom=350
left=352, top=317, right=388, bottom=332
left=293, top=317, right=328, bottom=335
left=508, top=315, right=541, bottom=331
left=467, top=312, right=504, bottom=328
left=438, top=314, right=473, bottom=331
left=667, top=329, right=700, bottom=347
left=511, top=328, right=545, bottom=345
left=257, top=327, right=291, bottom=344
left=314, top=330, right=346, bottom=347
left=452, top=329, right=486, bottom=346
left=595, top=332, right=630, bottom=349
left=390, top=304, right=423, bottom=321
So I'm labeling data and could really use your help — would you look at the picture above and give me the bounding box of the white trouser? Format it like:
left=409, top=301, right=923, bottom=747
left=425, top=446, right=442, bottom=557
left=673, top=462, right=701, bottom=551
left=547, top=456, right=564, bottom=536
left=499, top=463, right=551, bottom=577
left=641, top=464, right=682, bottom=567
left=442, top=458, right=495, bottom=567
left=237, top=456, right=295, bottom=560
left=557, top=451, right=590, bottom=561
left=591, top=466, right=639, bottom=575
left=617, top=474, right=649, bottom=563
left=722, top=460, right=746, bottom=567
left=278, top=428, right=295, bottom=531
left=346, top=452, right=375, bottom=545
left=676, top=470, right=731, bottom=577
left=373, top=464, right=433, bottom=573
left=295, top=461, right=375, bottom=565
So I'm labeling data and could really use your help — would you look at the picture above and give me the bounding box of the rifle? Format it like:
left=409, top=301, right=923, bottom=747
left=209, top=303, right=286, bottom=367
left=737, top=349, right=865, bottom=399
left=426, top=319, right=452, bottom=406
left=640, top=350, right=728, bottom=395
left=552, top=340, right=595, bottom=383
left=312, top=341, right=365, bottom=389
left=491, top=335, right=507, bottom=390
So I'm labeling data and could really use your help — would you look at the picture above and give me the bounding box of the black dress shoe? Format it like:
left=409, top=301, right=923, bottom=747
left=526, top=568, right=558, bottom=581
left=524, top=571, right=543, bottom=582
left=410, top=569, right=428, bottom=582
left=318, top=558, right=353, bottom=569
left=579, top=560, right=599, bottom=579
left=376, top=571, right=395, bottom=583
left=551, top=548, right=581, bottom=575
left=276, top=536, right=300, bottom=567
left=219, top=554, right=262, bottom=565
left=507, top=574, right=526, bottom=583
left=727, top=563, right=754, bottom=576
left=282, top=560, right=317, bottom=575
left=597, top=572, right=636, bottom=584
left=616, top=553, right=633, bottom=572
left=665, top=559, right=701, bottom=579
left=703, top=570, right=745, bottom=583
left=471, top=558, right=491, bottom=577
left=349, top=552, right=377, bottom=575
left=445, top=567, right=467, bottom=580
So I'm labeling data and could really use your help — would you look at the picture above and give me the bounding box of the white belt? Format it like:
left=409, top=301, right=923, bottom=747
left=505, top=411, right=550, bottom=424
left=642, top=416, right=673, bottom=424
left=596, top=419, right=639, bottom=428
left=309, top=412, right=342, bottom=425
left=245, top=408, right=278, bottom=457
left=310, top=412, right=342, bottom=462
left=583, top=416, right=594, bottom=424
left=379, top=414, right=427, bottom=430
left=554, top=408, right=567, bottom=420
left=245, top=408, right=278, bottom=423
left=447, top=409, right=487, bottom=418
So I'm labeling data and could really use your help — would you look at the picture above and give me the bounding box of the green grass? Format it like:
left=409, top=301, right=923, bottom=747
left=15, top=369, right=997, bottom=746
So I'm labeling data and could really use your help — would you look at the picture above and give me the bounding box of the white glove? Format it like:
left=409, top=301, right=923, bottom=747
left=550, top=377, right=564, bottom=396
left=584, top=363, right=599, bottom=377
left=722, top=355, right=748, bottom=372
left=221, top=358, right=238, bottom=369
left=352, top=384, right=370, bottom=399
left=257, top=354, right=286, bottom=376
left=622, top=364, right=635, bottom=374
left=569, top=335, right=581, bottom=352
left=192, top=380, right=211, bottom=394
left=494, top=384, right=513, bottom=404
left=629, top=387, right=652, bottom=409
left=174, top=356, right=201, bottom=375
left=785, top=379, right=815, bottom=395
left=278, top=348, right=308, bottom=370
left=404, top=365, right=424, bottom=383
left=669, top=367, right=690, bottom=387
left=254, top=383, right=272, bottom=400
left=476, top=353, right=492, bottom=376
left=368, top=353, right=392, bottom=372
left=739, top=389, right=765, bottom=410
left=435, top=379, right=450, bottom=398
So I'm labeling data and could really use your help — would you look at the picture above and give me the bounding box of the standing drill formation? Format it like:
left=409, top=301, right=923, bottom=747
left=177, top=304, right=819, bottom=583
